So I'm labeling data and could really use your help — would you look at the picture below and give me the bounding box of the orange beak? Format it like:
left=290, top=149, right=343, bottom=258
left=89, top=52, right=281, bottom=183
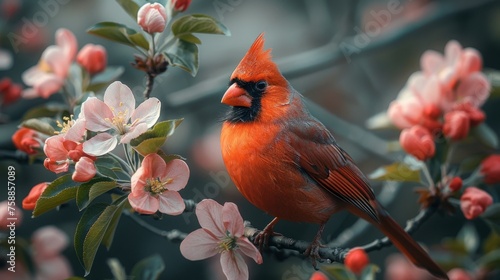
left=221, top=83, right=252, bottom=107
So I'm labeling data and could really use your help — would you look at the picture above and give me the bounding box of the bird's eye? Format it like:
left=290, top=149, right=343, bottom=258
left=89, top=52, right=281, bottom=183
left=254, top=81, right=267, bottom=91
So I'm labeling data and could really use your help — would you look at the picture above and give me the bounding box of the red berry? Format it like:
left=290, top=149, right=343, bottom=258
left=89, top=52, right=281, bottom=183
left=344, top=247, right=370, bottom=274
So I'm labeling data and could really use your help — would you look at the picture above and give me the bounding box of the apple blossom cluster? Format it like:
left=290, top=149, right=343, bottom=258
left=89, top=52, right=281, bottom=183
left=4, top=1, right=261, bottom=279
left=389, top=40, right=490, bottom=159
left=384, top=40, right=498, bottom=221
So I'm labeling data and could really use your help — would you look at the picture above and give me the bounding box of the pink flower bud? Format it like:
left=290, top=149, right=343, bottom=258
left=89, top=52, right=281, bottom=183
left=448, top=268, right=473, bottom=280
left=399, top=125, right=435, bottom=161
left=309, top=271, right=329, bottom=280
left=443, top=110, right=470, bottom=140
left=73, top=156, right=96, bottom=182
left=22, top=182, right=49, bottom=210
left=0, top=77, right=22, bottom=105
left=480, top=155, right=500, bottom=184
left=460, top=187, right=493, bottom=220
left=77, top=44, right=107, bottom=75
left=12, top=127, right=41, bottom=155
left=137, top=3, right=167, bottom=34
left=0, top=201, right=22, bottom=230
left=449, top=177, right=463, bottom=192
left=173, top=0, right=192, bottom=12
left=344, top=247, right=370, bottom=274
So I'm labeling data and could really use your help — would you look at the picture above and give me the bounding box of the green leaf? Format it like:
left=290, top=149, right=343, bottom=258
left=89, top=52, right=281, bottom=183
left=476, top=249, right=500, bottom=270
left=165, top=40, right=198, bottom=76
left=87, top=22, right=149, bottom=50
left=87, top=66, right=125, bottom=92
left=102, top=196, right=127, bottom=249
left=483, top=232, right=500, bottom=255
left=172, top=14, right=230, bottom=38
left=131, top=119, right=183, bottom=155
left=115, top=0, right=146, bottom=20
left=323, top=264, right=357, bottom=280
left=457, top=223, right=479, bottom=255
left=368, top=162, right=421, bottom=183
left=130, top=254, right=165, bottom=280
left=21, top=118, right=55, bottom=136
left=360, top=264, right=380, bottom=280
left=472, top=123, right=499, bottom=149
left=107, top=258, right=127, bottom=280
left=482, top=203, right=500, bottom=233
left=22, top=104, right=66, bottom=120
left=177, top=33, right=201, bottom=44
left=441, top=238, right=468, bottom=255
left=76, top=177, right=117, bottom=211
left=75, top=201, right=125, bottom=276
left=33, top=174, right=79, bottom=217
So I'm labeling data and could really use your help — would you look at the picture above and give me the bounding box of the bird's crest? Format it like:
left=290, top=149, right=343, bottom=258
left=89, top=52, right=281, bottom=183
left=231, top=33, right=285, bottom=85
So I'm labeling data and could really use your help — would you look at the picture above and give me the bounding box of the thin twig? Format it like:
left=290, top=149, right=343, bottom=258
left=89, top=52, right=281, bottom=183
left=123, top=210, right=187, bottom=242
left=143, top=73, right=155, bottom=100
left=361, top=204, right=438, bottom=253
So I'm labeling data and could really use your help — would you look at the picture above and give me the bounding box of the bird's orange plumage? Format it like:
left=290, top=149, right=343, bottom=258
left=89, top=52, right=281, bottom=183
left=220, top=34, right=448, bottom=279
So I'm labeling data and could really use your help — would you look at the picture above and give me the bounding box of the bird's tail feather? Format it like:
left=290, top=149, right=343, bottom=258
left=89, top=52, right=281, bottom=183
left=374, top=203, right=448, bottom=280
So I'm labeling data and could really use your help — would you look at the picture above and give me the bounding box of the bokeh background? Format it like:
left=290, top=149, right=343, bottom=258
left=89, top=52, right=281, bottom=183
left=1, top=0, right=500, bottom=279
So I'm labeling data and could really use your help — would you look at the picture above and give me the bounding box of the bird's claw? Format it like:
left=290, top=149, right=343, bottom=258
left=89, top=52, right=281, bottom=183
left=304, top=239, right=325, bottom=269
left=255, top=229, right=282, bottom=251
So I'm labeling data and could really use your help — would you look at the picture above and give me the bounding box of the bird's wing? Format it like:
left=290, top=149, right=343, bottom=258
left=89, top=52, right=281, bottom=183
left=284, top=117, right=379, bottom=222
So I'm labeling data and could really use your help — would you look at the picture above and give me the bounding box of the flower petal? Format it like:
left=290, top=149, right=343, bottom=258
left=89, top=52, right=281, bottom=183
left=120, top=122, right=149, bottom=144
left=237, top=237, right=263, bottom=264
left=42, top=45, right=69, bottom=78
left=55, top=28, right=78, bottom=64
left=64, top=118, right=86, bottom=142
left=456, top=72, right=490, bottom=108
left=420, top=50, right=443, bottom=75
left=128, top=192, right=158, bottom=214
left=131, top=97, right=161, bottom=128
left=44, top=135, right=68, bottom=160
left=222, top=202, right=244, bottom=237
left=141, top=153, right=167, bottom=179
left=196, top=199, right=226, bottom=237
left=82, top=133, right=117, bottom=156
left=220, top=251, right=248, bottom=280
left=158, top=191, right=185, bottom=215
left=163, top=159, right=189, bottom=191
left=180, top=228, right=219, bottom=261
left=83, top=97, right=114, bottom=131
left=104, top=81, right=135, bottom=121
left=73, top=157, right=96, bottom=182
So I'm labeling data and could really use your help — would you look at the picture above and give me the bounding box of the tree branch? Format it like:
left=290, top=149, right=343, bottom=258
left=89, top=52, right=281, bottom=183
left=128, top=197, right=440, bottom=264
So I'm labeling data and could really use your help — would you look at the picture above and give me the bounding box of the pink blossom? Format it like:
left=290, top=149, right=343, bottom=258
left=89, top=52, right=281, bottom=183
left=448, top=268, right=473, bottom=280
left=43, top=135, right=96, bottom=182
left=0, top=200, right=22, bottom=230
left=387, top=73, right=443, bottom=131
left=22, top=28, right=77, bottom=99
left=385, top=254, right=430, bottom=280
left=22, top=182, right=49, bottom=210
left=32, top=226, right=69, bottom=259
left=77, top=43, right=107, bottom=75
left=32, top=226, right=72, bottom=280
left=443, top=110, right=470, bottom=140
left=480, top=154, right=500, bottom=184
left=137, top=3, right=167, bottom=33
left=180, top=199, right=262, bottom=280
left=82, top=81, right=160, bottom=156
left=399, top=125, right=435, bottom=161
left=128, top=153, right=188, bottom=215
left=460, top=187, right=493, bottom=220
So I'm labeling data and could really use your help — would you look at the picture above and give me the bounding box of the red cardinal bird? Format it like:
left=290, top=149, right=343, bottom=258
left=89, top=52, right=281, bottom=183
left=220, top=34, right=448, bottom=279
